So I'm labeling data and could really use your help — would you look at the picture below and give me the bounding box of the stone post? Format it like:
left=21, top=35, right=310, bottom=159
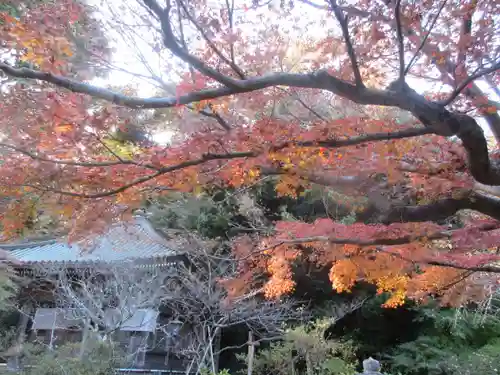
left=356, top=357, right=384, bottom=375
left=6, top=302, right=34, bottom=371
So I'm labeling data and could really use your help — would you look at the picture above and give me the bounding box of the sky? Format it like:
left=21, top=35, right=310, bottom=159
left=87, top=0, right=499, bottom=143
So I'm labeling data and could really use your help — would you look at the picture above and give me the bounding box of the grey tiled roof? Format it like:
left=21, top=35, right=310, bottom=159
left=3, top=217, right=178, bottom=265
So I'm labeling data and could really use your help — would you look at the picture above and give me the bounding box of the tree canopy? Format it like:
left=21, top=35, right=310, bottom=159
left=0, top=0, right=499, bottom=307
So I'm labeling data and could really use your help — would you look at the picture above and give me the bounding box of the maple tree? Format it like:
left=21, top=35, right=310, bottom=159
left=0, top=0, right=499, bottom=307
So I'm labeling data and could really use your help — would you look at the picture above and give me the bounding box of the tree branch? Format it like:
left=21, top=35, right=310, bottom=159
left=2, top=53, right=499, bottom=185
left=284, top=1, right=498, bottom=183
left=294, top=126, right=433, bottom=148
left=404, top=0, right=448, bottom=75
left=10, top=127, right=430, bottom=198
left=190, top=103, right=232, bottom=131
left=165, top=0, right=232, bottom=131
left=298, top=0, right=328, bottom=9
left=0, top=62, right=403, bottom=107
left=455, top=0, right=476, bottom=73
left=375, top=191, right=500, bottom=223
left=177, top=0, right=246, bottom=79
left=0, top=142, right=156, bottom=169
left=394, top=0, right=405, bottom=79
left=380, top=0, right=500, bottom=143
left=328, top=0, right=364, bottom=87
left=24, top=151, right=256, bottom=198
left=265, top=225, right=500, bottom=274
left=270, top=232, right=443, bottom=248
left=269, top=222, right=499, bottom=250
left=225, top=0, right=238, bottom=70
left=376, top=247, right=500, bottom=273
left=440, top=61, right=500, bottom=106
left=142, top=0, right=240, bottom=88
left=424, top=260, right=500, bottom=274
left=295, top=97, right=327, bottom=121
left=279, top=88, right=328, bottom=121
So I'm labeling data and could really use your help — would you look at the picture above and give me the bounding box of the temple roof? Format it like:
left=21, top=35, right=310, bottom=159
left=1, top=217, right=180, bottom=266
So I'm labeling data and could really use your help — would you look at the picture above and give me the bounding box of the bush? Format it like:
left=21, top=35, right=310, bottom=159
left=0, top=338, right=125, bottom=375
left=237, top=320, right=356, bottom=375
left=387, top=306, right=500, bottom=375
left=443, top=339, right=500, bottom=375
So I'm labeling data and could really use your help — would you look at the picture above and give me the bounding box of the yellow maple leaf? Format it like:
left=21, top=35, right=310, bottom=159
left=55, top=123, right=74, bottom=133
left=248, top=168, right=260, bottom=178
left=193, top=185, right=204, bottom=196
left=116, top=191, right=143, bottom=205
left=57, top=205, right=74, bottom=217
left=23, top=50, right=45, bottom=65
left=20, top=38, right=40, bottom=48
left=383, top=289, right=407, bottom=308
left=60, top=44, right=74, bottom=57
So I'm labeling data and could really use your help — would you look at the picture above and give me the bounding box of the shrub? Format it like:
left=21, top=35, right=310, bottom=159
left=0, top=338, right=125, bottom=375
left=387, top=306, right=500, bottom=375
left=237, top=320, right=356, bottom=375
left=443, top=339, right=500, bottom=375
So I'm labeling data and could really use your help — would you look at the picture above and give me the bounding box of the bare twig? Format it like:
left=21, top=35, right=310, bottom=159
left=440, top=61, right=500, bottom=106
left=298, top=0, right=328, bottom=9
left=455, top=0, right=477, bottom=72
left=328, top=0, right=364, bottom=87
left=404, top=0, right=448, bottom=75
left=282, top=88, right=327, bottom=121
left=225, top=0, right=238, bottom=69
left=177, top=0, right=245, bottom=79
left=376, top=246, right=500, bottom=274
left=142, top=0, right=240, bottom=88
left=0, top=142, right=155, bottom=169
left=394, top=0, right=405, bottom=79
left=168, top=1, right=232, bottom=131
left=194, top=103, right=232, bottom=131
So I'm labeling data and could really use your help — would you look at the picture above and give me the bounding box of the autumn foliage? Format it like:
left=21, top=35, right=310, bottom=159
left=0, top=0, right=499, bottom=307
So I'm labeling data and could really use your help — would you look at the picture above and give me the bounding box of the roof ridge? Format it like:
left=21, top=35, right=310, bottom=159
left=131, top=215, right=168, bottom=242
left=1, top=217, right=156, bottom=250
left=0, top=239, right=58, bottom=250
